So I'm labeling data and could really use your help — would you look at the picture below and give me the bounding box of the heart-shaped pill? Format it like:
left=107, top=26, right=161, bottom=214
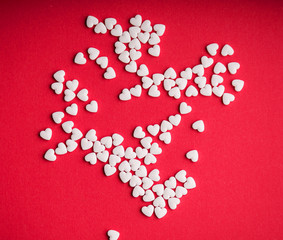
left=53, top=70, right=65, bottom=83
left=81, top=138, right=93, bottom=150
left=132, top=185, right=145, bottom=197
left=148, top=169, right=160, bottom=182
left=147, top=124, right=160, bottom=136
left=129, top=175, right=142, bottom=187
left=125, top=147, right=136, bottom=159
left=85, top=129, right=97, bottom=142
left=114, top=41, right=126, bottom=54
left=119, top=88, right=131, bottom=101
left=104, top=164, right=117, bottom=176
left=87, top=47, right=100, bottom=60
left=129, top=27, right=141, bottom=40
left=206, top=43, right=219, bottom=56
left=141, top=20, right=152, bottom=32
left=153, top=24, right=165, bottom=36
left=52, top=111, right=64, bottom=124
left=86, top=100, right=98, bottom=113
left=119, top=171, right=132, bottom=183
left=184, top=177, right=196, bottom=189
left=163, top=187, right=175, bottom=200
left=159, top=132, right=171, bottom=144
left=111, top=24, right=123, bottom=37
left=51, top=82, right=63, bottom=94
left=130, top=85, right=142, bottom=97
left=140, top=136, right=152, bottom=149
left=164, top=67, right=177, bottom=79
left=40, top=128, right=52, bottom=140
left=86, top=16, right=98, bottom=28
left=97, top=150, right=109, bottom=163
left=214, top=62, right=226, bottom=74
left=77, top=89, right=88, bottom=102
left=104, top=18, right=117, bottom=30
left=165, top=176, right=177, bottom=189
left=44, top=149, right=56, bottom=161
left=228, top=62, right=240, bottom=74
left=175, top=78, right=187, bottom=90
left=148, top=45, right=160, bottom=57
left=118, top=160, right=131, bottom=172
left=96, top=56, right=108, bottom=69
left=154, top=207, right=167, bottom=219
left=112, top=133, right=124, bottom=146
left=150, top=142, right=162, bottom=155
left=74, top=52, right=87, bottom=65
left=66, top=79, right=79, bottom=91
left=175, top=186, right=188, bottom=198
left=94, top=22, right=107, bottom=34
left=93, top=141, right=106, bottom=153
left=163, top=79, right=175, bottom=91
left=152, top=184, right=164, bottom=196
left=144, top=153, right=157, bottom=165
left=129, top=158, right=141, bottom=171
left=221, top=44, right=234, bottom=56
left=168, top=87, right=181, bottom=99
left=160, top=120, right=173, bottom=132
left=232, top=79, right=244, bottom=92
left=148, top=33, right=160, bottom=45
left=179, top=102, right=192, bottom=114
left=141, top=205, right=154, bottom=217
left=84, top=152, right=97, bottom=165
left=192, top=64, right=204, bottom=77
left=143, top=190, right=155, bottom=202
left=138, top=32, right=150, bottom=44
left=153, top=196, right=166, bottom=208
left=133, top=126, right=146, bottom=139
left=211, top=74, right=223, bottom=87
left=130, top=14, right=142, bottom=27
left=109, top=154, right=121, bottom=167
left=66, top=139, right=78, bottom=152
left=175, top=170, right=187, bottom=183
left=64, top=89, right=76, bottom=102
left=212, top=85, right=225, bottom=97
left=137, top=64, right=149, bottom=77
left=107, top=230, right=120, bottom=240
left=180, top=68, right=192, bottom=80
left=200, top=84, right=212, bottom=96
left=186, top=150, right=199, bottom=162
left=142, top=177, right=154, bottom=190
left=130, top=49, right=142, bottom=61
left=118, top=51, right=130, bottom=63
left=104, top=67, right=116, bottom=79
left=119, top=31, right=131, bottom=43
left=194, top=76, right=206, bottom=89
left=192, top=120, right=205, bottom=132
left=148, top=85, right=160, bottom=97
left=152, top=73, right=164, bottom=85
left=66, top=103, right=78, bottom=116
left=222, top=93, right=235, bottom=105
left=135, top=147, right=148, bottom=160
left=168, top=197, right=180, bottom=210
left=185, top=85, right=198, bottom=97
left=113, top=145, right=125, bottom=157
left=62, top=121, right=74, bottom=133
left=101, top=136, right=113, bottom=149
left=201, top=56, right=214, bottom=68
left=125, top=61, right=138, bottom=73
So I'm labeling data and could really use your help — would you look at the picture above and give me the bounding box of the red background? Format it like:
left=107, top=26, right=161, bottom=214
left=0, top=0, right=283, bottom=239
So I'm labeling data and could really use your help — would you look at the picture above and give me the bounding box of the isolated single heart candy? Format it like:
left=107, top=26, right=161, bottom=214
left=130, top=85, right=142, bottom=97
left=104, top=67, right=116, bottom=79
left=179, top=102, right=192, bottom=114
left=107, top=230, right=120, bottom=240
left=222, top=93, right=235, bottom=105
left=86, top=16, right=98, bottom=28
left=52, top=111, right=64, bottom=124
left=104, top=164, right=117, bottom=176
left=232, top=79, right=244, bottom=92
left=40, top=128, right=52, bottom=140
left=53, top=70, right=65, bottom=83
left=154, top=207, right=167, bottom=219
left=221, top=44, right=234, bottom=56
left=214, top=62, right=227, bottom=74
left=44, top=149, right=56, bottom=161
left=112, top=133, right=124, bottom=146
left=125, top=61, right=137, bottom=73
left=147, top=124, right=160, bottom=136
left=133, top=126, right=146, bottom=139
left=168, top=197, right=180, bottom=210
left=228, top=62, right=240, bottom=74
left=74, top=52, right=87, bottom=65
left=119, top=88, right=131, bottom=101
left=184, top=177, right=196, bottom=189
left=206, top=43, right=219, bottom=56
left=86, top=100, right=98, bottom=113
left=159, top=132, right=171, bottom=144
left=186, top=150, right=199, bottom=162
left=192, top=120, right=205, bottom=132
left=66, top=103, right=78, bottom=116
left=175, top=170, right=187, bottom=183
left=201, top=56, right=214, bottom=68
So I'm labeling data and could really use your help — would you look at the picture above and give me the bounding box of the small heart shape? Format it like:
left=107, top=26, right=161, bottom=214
left=104, top=67, right=116, bottom=79
left=87, top=47, right=100, bottom=60
left=104, top=18, right=117, bottom=30
left=153, top=24, right=166, bottom=36
left=66, top=103, right=78, bottom=116
left=133, top=126, right=146, bottom=139
left=74, top=52, right=87, bottom=65
left=164, top=67, right=177, bottom=79
left=168, top=87, right=181, bottom=99
left=192, top=64, right=204, bottom=77
left=86, top=15, right=98, bottom=28
left=144, top=153, right=157, bottom=165
left=66, top=79, right=79, bottom=91
left=175, top=170, right=187, bottom=183
left=165, top=176, right=177, bottom=189
left=163, top=79, right=175, bottom=91
left=228, top=62, right=240, bottom=74
left=64, top=89, right=76, bottom=102
left=130, top=14, right=142, bottom=27
left=185, top=85, right=198, bottom=97
left=148, top=85, right=160, bottom=97
left=175, top=78, right=187, bottom=90
left=44, top=149, right=56, bottom=161
left=232, top=79, right=244, bottom=92
left=66, top=139, right=78, bottom=152
left=107, top=230, right=120, bottom=240
left=148, top=33, right=160, bottom=45
left=179, top=102, right=192, bottom=114
left=222, top=93, right=235, bottom=105
left=201, top=56, right=214, bottom=68
left=114, top=41, right=126, bottom=54
left=61, top=121, right=74, bottom=133
left=112, top=133, right=124, bottom=146
left=71, top=128, right=83, bottom=141
left=40, top=128, right=52, bottom=140
left=154, top=207, right=167, bottom=219
left=184, top=177, right=196, bottom=189
left=104, top=164, right=116, bottom=176
left=200, top=84, right=212, bottom=96
left=221, top=44, right=234, bottom=56
left=211, top=74, right=223, bottom=87
left=137, top=64, right=149, bottom=77
left=148, top=45, right=160, bottom=57
left=110, top=24, right=123, bottom=37
left=96, top=56, right=108, bottom=69
left=194, top=76, right=206, bottom=89
left=84, top=152, right=97, bottom=165
left=141, top=76, right=153, bottom=89
left=213, top=62, right=226, bottom=74
left=159, top=132, right=171, bottom=144
left=125, top=61, right=137, bottom=73
left=129, top=27, right=141, bottom=40
left=77, top=89, right=88, bottom=102
left=147, top=124, right=160, bottom=136
left=206, top=43, right=219, bottom=56
left=85, top=129, right=97, bottom=142
left=53, top=70, right=65, bottom=83
left=119, top=31, right=131, bottom=43
left=141, top=20, right=152, bottom=32
left=94, top=22, right=107, bottom=34
left=141, top=205, right=154, bottom=217
left=192, top=120, right=205, bottom=132
left=118, top=51, right=130, bottom=64
left=212, top=85, right=225, bottom=97
left=51, top=82, right=63, bottom=94
left=138, top=32, right=150, bottom=44
left=86, top=100, right=98, bottom=113
left=169, top=114, right=181, bottom=126
left=130, top=85, right=142, bottom=97
left=52, top=111, right=64, bottom=124
left=186, top=150, right=199, bottom=162
left=55, top=142, right=67, bottom=155
left=180, top=68, right=192, bottom=80
left=168, top=197, right=180, bottom=210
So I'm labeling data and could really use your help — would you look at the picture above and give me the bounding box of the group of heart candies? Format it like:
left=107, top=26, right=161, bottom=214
left=40, top=14, right=244, bottom=239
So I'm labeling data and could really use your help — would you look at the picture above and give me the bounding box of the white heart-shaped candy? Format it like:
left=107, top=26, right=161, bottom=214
left=168, top=87, right=181, bottom=99
left=96, top=56, right=108, bottom=69
left=84, top=152, right=97, bottom=165
left=97, top=150, right=109, bottom=163
left=141, top=205, right=154, bottom=217
left=163, top=79, right=175, bottom=91
left=81, top=138, right=93, bottom=150
left=168, top=114, right=181, bottom=127
left=125, top=147, right=136, bottom=159
left=143, top=190, right=155, bottom=202
left=214, top=62, right=226, bottom=74
left=160, top=120, right=173, bottom=132
left=153, top=196, right=166, bottom=208
left=141, top=20, right=152, bottom=32
left=85, top=129, right=97, bottom=142
left=140, top=136, right=152, bottom=149
left=194, top=76, right=206, bottom=89
left=141, top=76, right=153, bottom=89
left=119, top=171, right=132, bottom=183
left=66, top=79, right=79, bottom=91
left=129, top=175, right=142, bottom=187
left=150, top=142, right=162, bottom=155
left=101, top=136, right=113, bottom=148
left=133, top=126, right=145, bottom=139
left=152, top=73, right=164, bottom=85
left=137, top=64, right=149, bottom=77
left=86, top=100, right=98, bottom=113
left=44, top=149, right=56, bottom=161
left=130, top=14, right=142, bottom=27
left=206, top=43, right=219, bottom=56
left=40, top=128, right=52, bottom=140
left=52, top=111, right=64, bottom=124
left=175, top=186, right=188, bottom=198
left=175, top=170, right=187, bottom=183
left=64, top=89, right=76, bottom=102
left=192, top=120, right=205, bottom=132
left=125, top=61, right=137, bottom=73
left=130, top=49, right=142, bottom=61
left=66, top=103, right=78, bottom=116
left=135, top=147, right=148, bottom=160
left=228, top=62, right=240, bottom=74
left=118, top=160, right=131, bottom=172
left=181, top=68, right=192, bottom=80
left=112, top=133, right=124, bottom=146
left=213, top=85, right=225, bottom=97
left=112, top=145, right=125, bottom=157
left=232, top=79, right=244, bottom=92
left=221, top=44, right=234, bottom=56
left=153, top=24, right=165, bottom=36
left=93, top=141, right=106, bottom=153
left=148, top=169, right=160, bottom=182
left=55, top=142, right=67, bottom=155
left=104, top=164, right=117, bottom=176
left=165, top=176, right=177, bottom=189
left=159, top=132, right=171, bottom=144
left=222, top=93, right=235, bottom=105
left=148, top=33, right=160, bottom=45
left=94, top=22, right=107, bottom=34
left=71, top=128, right=83, bottom=141
left=192, top=64, right=204, bottom=77
left=163, top=187, right=175, bottom=200
left=132, top=185, right=145, bottom=197
left=118, top=51, right=130, bottom=63
left=185, top=85, right=198, bottom=97
left=154, top=207, right=167, bottom=219
left=144, top=153, right=157, bottom=165
left=62, top=121, right=74, bottom=133
left=130, top=85, right=142, bottom=97
left=86, top=16, right=98, bottom=28
left=129, top=158, right=141, bottom=171
left=142, top=177, right=154, bottom=190
left=164, top=67, right=177, bottom=79
left=147, top=124, right=160, bottom=136
left=51, top=82, right=63, bottom=94
left=184, top=177, right=196, bottom=189
left=109, top=154, right=121, bottom=166
left=114, top=41, right=126, bottom=54
left=129, top=27, right=141, bottom=40
left=201, top=56, right=214, bottom=68
left=53, top=70, right=65, bottom=83
left=107, top=230, right=120, bottom=240
left=104, top=67, right=116, bottom=79
left=176, top=78, right=187, bottom=90
left=74, top=52, right=86, bottom=65
left=168, top=197, right=180, bottom=210
left=148, top=85, right=160, bottom=97
left=200, top=84, right=212, bottom=96
left=138, top=32, right=150, bottom=44
left=119, top=31, right=131, bottom=43
left=87, top=47, right=100, bottom=60
left=111, top=24, right=123, bottom=37
left=119, top=89, right=131, bottom=101
left=77, top=89, right=88, bottom=102
left=104, top=18, right=117, bottom=30
left=152, top=184, right=164, bottom=196
left=179, top=102, right=192, bottom=114
left=66, top=139, right=78, bottom=152
left=148, top=45, right=160, bottom=57
left=211, top=74, right=223, bottom=87
left=186, top=150, right=199, bottom=162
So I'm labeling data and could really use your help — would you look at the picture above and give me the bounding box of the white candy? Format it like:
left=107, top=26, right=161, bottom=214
left=129, top=175, right=142, bottom=187
left=84, top=152, right=97, bottom=165
left=168, top=87, right=181, bottom=99
left=169, top=114, right=181, bottom=126
left=104, top=18, right=117, bottom=30
left=214, top=62, right=227, bottom=74
left=232, top=79, right=244, bottom=92
left=192, top=64, right=204, bottom=77
left=64, top=89, right=76, bottom=102
left=109, top=154, right=121, bottom=166
left=184, top=177, right=196, bottom=189
left=129, top=49, right=142, bottom=61
left=93, top=141, right=105, bottom=153
left=159, top=132, right=171, bottom=144
left=66, top=103, right=78, bottom=116
left=110, top=24, right=123, bottom=37
left=185, top=85, right=198, bottom=97
left=62, top=121, right=74, bottom=133
left=152, top=184, right=164, bottom=196
left=148, top=45, right=160, bottom=57
left=55, top=142, right=67, bottom=155
left=125, top=147, right=136, bottom=159
left=163, top=187, right=175, bottom=200
left=118, top=160, right=131, bottom=172
left=81, top=138, right=93, bottom=150
left=87, top=47, right=100, bottom=60
left=201, top=56, right=214, bottom=68
left=94, top=22, right=107, bottom=34
left=133, top=126, right=146, bottom=139
left=228, top=62, right=240, bottom=74
left=164, top=67, right=177, bottom=79
left=160, top=120, right=173, bottom=132
left=66, top=139, right=78, bottom=152
left=77, top=89, right=89, bottom=102
left=119, top=171, right=132, bottom=183
left=213, top=85, right=225, bottom=97
left=144, top=153, right=157, bottom=165
left=141, top=20, right=152, bottom=32
left=200, top=84, right=212, bottom=96
left=129, top=27, right=141, bottom=39
left=186, top=150, right=199, bottom=162
left=148, top=33, right=160, bottom=45
left=104, top=164, right=117, bottom=176
left=51, top=82, right=63, bottom=94
left=130, top=85, right=142, bottom=97
left=147, top=124, right=160, bottom=136
left=97, top=150, right=109, bottom=163
left=96, top=56, right=108, bottom=69
left=142, top=177, right=154, bottom=190
left=163, top=79, right=175, bottom=91
left=141, top=205, right=154, bottom=217
left=154, top=207, right=167, bottom=219
left=118, top=51, right=130, bottom=63
left=168, top=198, right=180, bottom=210
left=143, top=190, right=155, bottom=202
left=153, top=196, right=166, bottom=208
left=86, top=100, right=98, bottom=113
left=74, top=52, right=87, bottom=65
left=132, top=185, right=145, bottom=197
left=141, top=76, right=153, bottom=89
left=148, top=85, right=160, bottom=97
left=71, top=128, right=83, bottom=141
left=211, top=74, right=223, bottom=87
left=101, top=136, right=113, bottom=148
left=129, top=158, right=141, bottom=171
left=112, top=145, right=125, bottom=157
left=150, top=142, right=162, bottom=155
left=148, top=169, right=160, bottom=182
left=194, top=76, right=206, bottom=89
left=152, top=73, right=164, bottom=85
left=40, top=128, right=52, bottom=140
left=130, top=14, right=142, bottom=27
left=107, top=230, right=120, bottom=240
left=175, top=186, right=188, bottom=198
left=119, top=31, right=131, bottom=43
left=53, top=70, right=65, bottom=83
left=44, top=149, right=56, bottom=161
left=192, top=120, right=205, bottom=132
left=176, top=78, right=187, bottom=90
left=135, top=147, right=148, bottom=159
left=221, top=44, right=234, bottom=56
left=222, top=93, right=235, bottom=105
left=86, top=16, right=98, bottom=28
left=104, top=67, right=116, bottom=79
left=175, top=170, right=187, bottom=183
left=180, top=68, right=192, bottom=80
left=140, top=136, right=152, bottom=149
left=85, top=129, right=97, bottom=142
left=112, top=133, right=124, bottom=146
left=137, top=64, right=149, bottom=77
left=138, top=32, right=150, bottom=44
left=66, top=79, right=79, bottom=92
left=114, top=41, right=126, bottom=54
left=125, top=61, right=137, bottom=73
left=164, top=176, right=177, bottom=189
left=153, top=24, right=165, bottom=36
left=119, top=89, right=131, bottom=101
left=206, top=43, right=219, bottom=56
left=179, top=102, right=192, bottom=114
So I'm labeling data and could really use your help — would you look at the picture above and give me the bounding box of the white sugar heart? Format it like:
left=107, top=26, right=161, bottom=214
left=148, top=45, right=160, bottom=57
left=130, top=85, right=142, bottom=97
left=211, top=74, right=223, bottom=87
left=114, top=41, right=126, bottom=54
left=133, top=126, right=145, bottom=139
left=137, top=64, right=149, bottom=77
left=221, top=44, right=234, bottom=56
left=85, top=129, right=97, bottom=142
left=112, top=133, right=124, bottom=146
left=94, top=22, right=107, bottom=34
left=86, top=100, right=98, bottom=113
left=152, top=73, right=164, bottom=85
left=55, top=142, right=67, bottom=155
left=228, top=62, right=240, bottom=74
left=118, top=160, right=131, bottom=172
left=71, top=128, right=83, bottom=141
left=74, top=52, right=86, bottom=65
left=206, top=43, right=219, bottom=56
left=168, top=197, right=180, bottom=210
left=104, top=164, right=117, bottom=176
left=192, top=64, right=204, bottom=77
left=163, top=79, right=175, bottom=91
left=185, top=85, right=198, bottom=97
left=130, top=14, right=142, bottom=27
left=148, top=169, right=160, bottom=182
left=213, top=85, right=225, bottom=97
left=135, top=165, right=147, bottom=178
left=118, top=51, right=130, bottom=63
left=81, top=138, right=93, bottom=150
left=141, top=76, right=153, bottom=89
left=175, top=186, right=188, bottom=198
left=87, top=47, right=100, bottom=60
left=143, top=190, right=155, bottom=202
left=97, top=150, right=109, bottom=163
left=154, top=207, right=167, bottom=219
left=96, top=56, right=108, bottom=69
left=77, top=89, right=88, bottom=102
left=52, top=111, right=64, bottom=124
left=186, top=150, right=198, bottom=162
left=163, top=187, right=175, bottom=200
left=130, top=49, right=142, bottom=61
left=119, top=88, right=131, bottom=101
left=232, top=79, right=244, bottom=92
left=214, top=62, right=226, bottom=74
left=179, top=102, right=192, bottom=114
left=104, top=18, right=117, bottom=30
left=152, top=184, right=164, bottom=196
left=132, top=185, right=145, bottom=197
left=86, top=16, right=98, bottom=28
left=111, top=24, right=123, bottom=37
left=66, top=103, right=78, bottom=116
left=125, top=147, right=136, bottom=159
left=168, top=87, right=181, bottom=99
left=201, top=56, right=214, bottom=68
left=51, top=82, right=63, bottom=94
left=40, top=128, right=52, bottom=140
left=119, top=31, right=131, bottom=43
left=222, top=93, right=235, bottom=105
left=175, top=78, right=187, bottom=90
left=119, top=171, right=132, bottom=183
left=61, top=121, right=74, bottom=133
left=153, top=196, right=166, bottom=208
left=140, top=136, right=152, bottom=149
left=109, top=155, right=120, bottom=167
left=93, top=141, right=106, bottom=153
left=104, top=67, right=116, bottom=79
left=64, top=89, right=76, bottom=102
left=148, top=33, right=160, bottom=45
left=175, top=170, right=187, bottom=183
left=112, top=145, right=125, bottom=157
left=101, top=136, right=113, bottom=148
left=164, top=67, right=177, bottom=79
left=165, top=176, right=177, bottom=189
left=180, top=68, right=192, bottom=80
left=150, top=142, right=162, bottom=155
left=153, top=24, right=165, bottom=36
left=159, top=132, right=171, bottom=144
left=184, top=177, right=196, bottom=189
left=66, top=139, right=78, bottom=152
left=144, top=153, right=157, bottom=165
left=44, top=149, right=56, bottom=161
left=84, top=152, right=97, bottom=165
left=125, top=61, right=137, bottom=73
left=148, top=85, right=160, bottom=97
left=129, top=158, right=141, bottom=171
left=160, top=120, right=173, bottom=132
left=142, top=177, right=154, bottom=190
left=129, top=27, right=141, bottom=40
left=53, top=70, right=65, bottom=83
left=194, top=76, right=206, bottom=89
left=141, top=20, right=152, bottom=32
left=138, top=32, right=150, bottom=44
left=107, top=230, right=120, bottom=240
left=200, top=84, right=212, bottom=96
left=135, top=147, right=148, bottom=160
left=141, top=205, right=154, bottom=217
left=129, top=175, right=142, bottom=187
left=66, top=79, right=79, bottom=91
left=192, top=120, right=205, bottom=132
left=147, top=124, right=160, bottom=136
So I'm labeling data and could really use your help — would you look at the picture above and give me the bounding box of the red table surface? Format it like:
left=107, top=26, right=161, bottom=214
left=0, top=0, right=282, bottom=239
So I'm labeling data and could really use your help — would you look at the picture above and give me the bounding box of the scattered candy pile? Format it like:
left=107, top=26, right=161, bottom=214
left=40, top=14, right=244, bottom=237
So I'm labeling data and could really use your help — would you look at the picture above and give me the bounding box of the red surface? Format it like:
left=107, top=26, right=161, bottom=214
left=0, top=0, right=283, bottom=239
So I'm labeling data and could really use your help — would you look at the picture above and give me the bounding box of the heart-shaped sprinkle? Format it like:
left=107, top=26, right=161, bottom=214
left=112, top=145, right=125, bottom=157
left=119, top=88, right=131, bottom=101
left=129, top=27, right=141, bottom=40
left=130, top=49, right=142, bottom=61
left=51, top=82, right=63, bottom=94
left=192, top=64, right=204, bottom=77
left=148, top=169, right=160, bottom=182
left=86, top=100, right=98, bottom=113
left=150, top=142, right=162, bottom=155
left=168, top=87, right=181, bottom=99
left=211, top=74, right=223, bottom=87
left=87, top=47, right=100, bottom=60
left=74, top=52, right=87, bottom=65
left=130, top=14, right=142, bottom=27
left=107, top=230, right=120, bottom=240
left=222, top=93, right=235, bottom=105
left=148, top=85, right=160, bottom=97
left=77, top=89, right=88, bottom=102
left=163, top=79, right=175, bottom=91
left=119, top=171, right=132, bottom=183
left=153, top=196, right=166, bottom=208
left=133, top=126, right=146, bottom=139
left=64, top=89, right=76, bottom=102
left=84, top=152, right=97, bottom=165
left=86, top=16, right=98, bottom=28
left=118, top=160, right=131, bottom=172
left=179, top=102, right=192, bottom=114
left=141, top=76, right=153, bottom=89
left=221, top=44, right=234, bottom=56
left=168, top=114, right=181, bottom=127
left=129, top=158, right=141, bottom=171
left=125, top=147, right=136, bottom=159
left=85, top=129, right=97, bottom=142
left=143, top=190, right=155, bottom=202
left=164, top=67, right=177, bottom=79
left=144, top=153, right=157, bottom=165
left=53, top=70, right=65, bottom=83
left=152, top=73, right=164, bottom=85
left=168, top=197, right=180, bottom=210
left=111, top=24, right=123, bottom=37
left=180, top=68, right=192, bottom=80
left=192, top=120, right=205, bottom=132
left=94, top=22, right=107, bottom=34
left=185, top=85, right=198, bottom=97
left=200, top=84, right=212, bottom=96
left=141, top=205, right=154, bottom=217
left=194, top=76, right=207, bottom=89
left=140, top=136, right=152, bottom=149
left=175, top=78, right=187, bottom=90
left=125, top=61, right=137, bottom=73
left=201, top=56, right=214, bottom=68
left=66, top=139, right=78, bottom=152
left=147, top=124, right=160, bottom=136
left=206, top=43, right=219, bottom=56
left=186, top=150, right=199, bottom=162
left=114, top=41, right=126, bottom=54
left=71, top=128, right=83, bottom=141
left=81, top=138, right=93, bottom=150
left=137, top=64, right=149, bottom=77
left=160, top=120, right=173, bottom=132
left=66, top=79, right=79, bottom=91
left=132, top=185, right=145, bottom=197
left=40, top=128, right=52, bottom=140
left=159, top=132, right=171, bottom=144
left=165, top=176, right=177, bottom=189
left=152, top=184, right=165, bottom=196
left=130, top=85, right=142, bottom=97
left=154, top=207, right=167, bottom=219
left=175, top=186, right=188, bottom=198
left=213, top=62, right=226, bottom=74
left=96, top=56, right=108, bottom=69
left=142, top=177, right=154, bottom=190
left=112, top=133, right=124, bottom=146
left=104, top=18, right=117, bottom=30
left=212, top=85, right=225, bottom=97
left=184, top=177, right=196, bottom=189
left=153, top=24, right=166, bottom=36
left=97, top=150, right=109, bottom=163
left=66, top=103, right=78, bottom=116
left=228, top=62, right=240, bottom=74
left=138, top=32, right=150, bottom=44
left=104, top=67, right=116, bottom=79
left=119, top=31, right=131, bottom=43
left=93, top=141, right=106, bottom=153
left=104, top=164, right=117, bottom=176
left=62, top=121, right=74, bottom=133
left=55, top=142, right=67, bottom=155
left=118, top=51, right=130, bottom=63
left=44, top=149, right=56, bottom=161
left=101, top=136, right=113, bottom=149
left=175, top=170, right=187, bottom=183
left=141, top=20, right=152, bottom=32
left=129, top=175, right=142, bottom=187
left=148, top=45, right=160, bottom=57
left=135, top=147, right=148, bottom=160
left=232, top=79, right=244, bottom=92
left=163, top=187, right=175, bottom=200
left=52, top=111, right=64, bottom=124
left=148, top=33, right=160, bottom=45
